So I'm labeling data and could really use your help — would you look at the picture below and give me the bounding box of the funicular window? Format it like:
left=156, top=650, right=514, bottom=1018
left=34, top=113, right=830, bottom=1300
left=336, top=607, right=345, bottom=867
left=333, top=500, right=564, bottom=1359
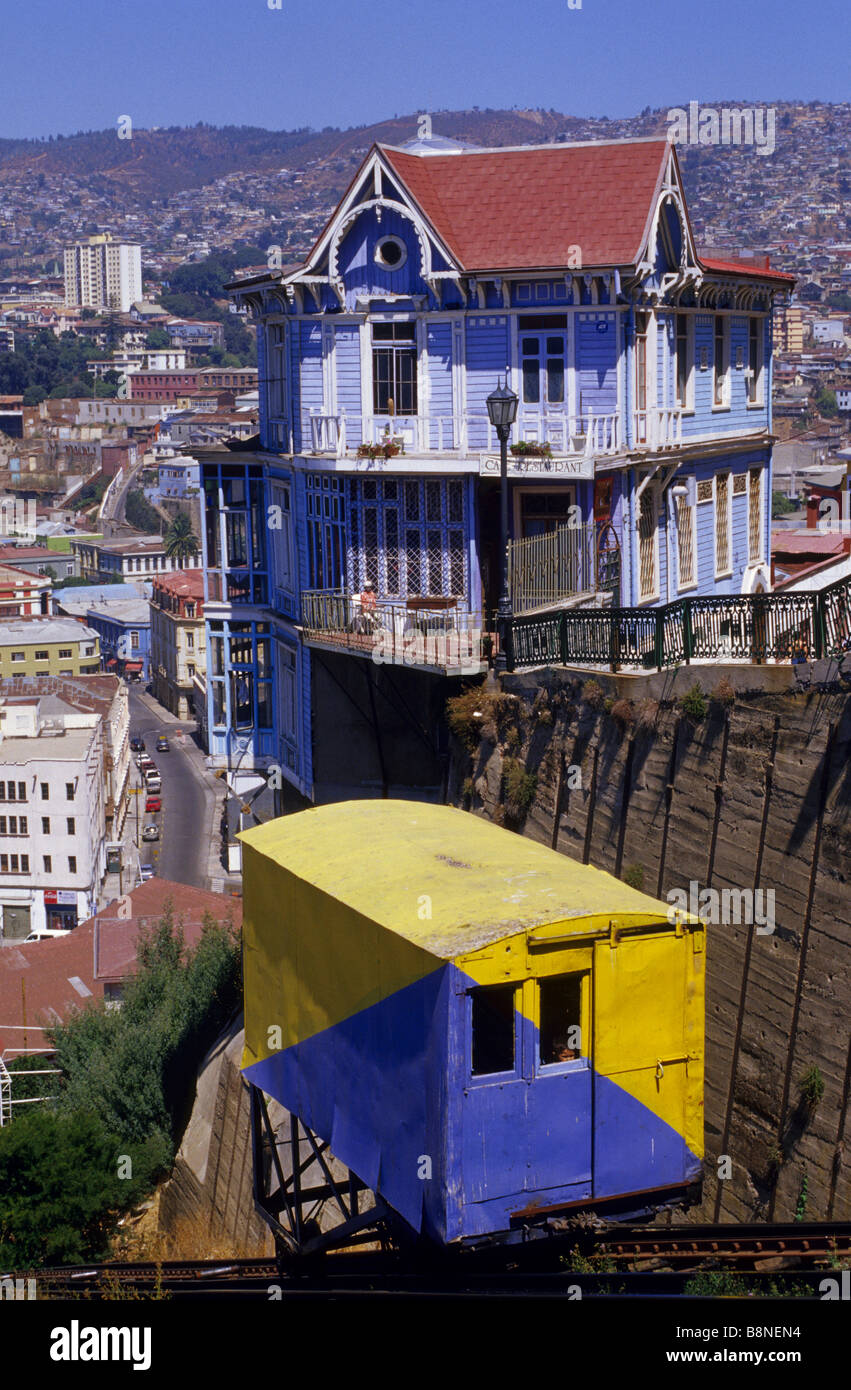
left=539, top=974, right=584, bottom=1066
left=471, top=983, right=515, bottom=1076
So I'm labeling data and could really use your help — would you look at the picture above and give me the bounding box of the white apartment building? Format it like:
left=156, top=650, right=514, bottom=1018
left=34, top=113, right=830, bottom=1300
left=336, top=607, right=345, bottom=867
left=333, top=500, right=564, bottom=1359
left=0, top=700, right=106, bottom=937
left=64, top=234, right=143, bottom=313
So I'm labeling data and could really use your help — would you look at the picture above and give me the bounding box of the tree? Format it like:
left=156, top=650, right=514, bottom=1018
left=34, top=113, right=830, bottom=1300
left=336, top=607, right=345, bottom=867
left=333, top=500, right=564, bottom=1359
left=816, top=388, right=839, bottom=419
left=145, top=327, right=170, bottom=349
left=0, top=1108, right=168, bottom=1270
left=164, top=511, right=199, bottom=560
left=772, top=491, right=797, bottom=518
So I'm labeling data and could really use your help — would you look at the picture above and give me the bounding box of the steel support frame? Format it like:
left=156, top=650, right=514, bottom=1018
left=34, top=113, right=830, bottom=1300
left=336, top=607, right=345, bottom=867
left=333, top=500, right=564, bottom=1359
left=249, top=1082, right=400, bottom=1259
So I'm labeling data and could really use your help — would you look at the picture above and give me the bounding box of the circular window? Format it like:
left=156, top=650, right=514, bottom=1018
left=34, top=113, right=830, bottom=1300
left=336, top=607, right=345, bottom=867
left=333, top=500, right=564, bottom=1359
left=375, top=236, right=407, bottom=270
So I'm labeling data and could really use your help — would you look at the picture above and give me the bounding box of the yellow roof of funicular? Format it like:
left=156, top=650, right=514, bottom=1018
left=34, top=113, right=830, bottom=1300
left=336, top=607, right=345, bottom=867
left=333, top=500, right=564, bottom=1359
left=239, top=802, right=689, bottom=959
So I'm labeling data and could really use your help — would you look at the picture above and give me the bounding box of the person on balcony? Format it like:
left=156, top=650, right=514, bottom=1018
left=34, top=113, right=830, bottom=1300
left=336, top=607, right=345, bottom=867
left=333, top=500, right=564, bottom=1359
left=357, top=580, right=378, bottom=634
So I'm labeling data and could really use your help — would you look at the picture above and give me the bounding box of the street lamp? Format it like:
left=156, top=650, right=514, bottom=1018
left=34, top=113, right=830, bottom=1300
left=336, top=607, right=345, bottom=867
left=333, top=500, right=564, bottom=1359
left=486, top=377, right=518, bottom=674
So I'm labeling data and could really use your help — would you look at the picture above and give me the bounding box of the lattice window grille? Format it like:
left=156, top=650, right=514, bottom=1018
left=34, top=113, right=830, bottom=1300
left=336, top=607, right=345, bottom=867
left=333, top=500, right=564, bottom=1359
left=638, top=489, right=657, bottom=601
left=715, top=473, right=730, bottom=574
left=676, top=496, right=695, bottom=587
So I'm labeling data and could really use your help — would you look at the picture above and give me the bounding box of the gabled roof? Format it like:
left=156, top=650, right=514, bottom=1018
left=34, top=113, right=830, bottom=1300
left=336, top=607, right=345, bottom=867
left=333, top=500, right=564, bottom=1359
left=377, top=138, right=672, bottom=271
left=699, top=255, right=796, bottom=286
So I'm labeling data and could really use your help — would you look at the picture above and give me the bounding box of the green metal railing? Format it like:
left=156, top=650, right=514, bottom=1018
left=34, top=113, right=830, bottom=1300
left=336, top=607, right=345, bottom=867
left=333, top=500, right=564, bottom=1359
left=508, top=571, right=851, bottom=672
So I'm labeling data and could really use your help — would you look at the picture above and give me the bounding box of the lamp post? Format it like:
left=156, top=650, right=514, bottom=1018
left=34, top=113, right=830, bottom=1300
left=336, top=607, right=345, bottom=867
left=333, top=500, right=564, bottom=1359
left=486, top=378, right=519, bottom=675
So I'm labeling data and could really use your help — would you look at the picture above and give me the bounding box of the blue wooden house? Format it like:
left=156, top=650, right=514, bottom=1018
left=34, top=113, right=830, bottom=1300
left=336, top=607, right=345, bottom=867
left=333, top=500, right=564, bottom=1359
left=199, top=133, right=794, bottom=801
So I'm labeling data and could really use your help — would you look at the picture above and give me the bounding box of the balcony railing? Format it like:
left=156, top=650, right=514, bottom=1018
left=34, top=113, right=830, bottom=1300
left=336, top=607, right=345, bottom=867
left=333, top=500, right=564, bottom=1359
left=508, top=572, right=851, bottom=673
left=305, top=410, right=624, bottom=460
left=507, top=521, right=597, bottom=615
left=634, top=408, right=684, bottom=450
left=301, top=589, right=490, bottom=674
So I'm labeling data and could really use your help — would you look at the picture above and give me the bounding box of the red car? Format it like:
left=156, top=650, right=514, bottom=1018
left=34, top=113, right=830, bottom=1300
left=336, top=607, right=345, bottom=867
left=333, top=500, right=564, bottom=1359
left=145, top=795, right=161, bottom=813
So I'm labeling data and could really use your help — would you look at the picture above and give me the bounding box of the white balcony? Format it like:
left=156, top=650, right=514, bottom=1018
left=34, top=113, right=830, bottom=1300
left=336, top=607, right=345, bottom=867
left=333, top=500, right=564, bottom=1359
left=634, top=408, right=684, bottom=450
left=306, top=409, right=623, bottom=461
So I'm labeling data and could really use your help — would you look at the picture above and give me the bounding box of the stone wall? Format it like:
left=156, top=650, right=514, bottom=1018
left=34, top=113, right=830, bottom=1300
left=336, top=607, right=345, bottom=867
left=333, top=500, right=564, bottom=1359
left=449, top=666, right=851, bottom=1223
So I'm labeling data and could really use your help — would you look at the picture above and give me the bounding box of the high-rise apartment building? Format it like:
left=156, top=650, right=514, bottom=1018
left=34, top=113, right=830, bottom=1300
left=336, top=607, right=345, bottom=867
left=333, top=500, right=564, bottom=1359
left=63, top=234, right=143, bottom=313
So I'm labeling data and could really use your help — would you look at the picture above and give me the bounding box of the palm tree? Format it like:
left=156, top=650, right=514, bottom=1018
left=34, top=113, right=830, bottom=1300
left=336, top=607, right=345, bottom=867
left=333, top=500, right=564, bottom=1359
left=164, top=511, right=199, bottom=563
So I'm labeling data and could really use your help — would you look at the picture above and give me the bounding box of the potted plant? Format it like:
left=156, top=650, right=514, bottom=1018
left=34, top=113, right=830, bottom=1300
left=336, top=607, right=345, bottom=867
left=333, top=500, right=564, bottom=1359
left=509, top=440, right=554, bottom=459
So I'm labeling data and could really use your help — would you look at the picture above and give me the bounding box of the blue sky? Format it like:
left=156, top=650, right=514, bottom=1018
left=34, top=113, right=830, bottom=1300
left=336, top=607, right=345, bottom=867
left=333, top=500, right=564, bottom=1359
left=5, top=0, right=849, bottom=139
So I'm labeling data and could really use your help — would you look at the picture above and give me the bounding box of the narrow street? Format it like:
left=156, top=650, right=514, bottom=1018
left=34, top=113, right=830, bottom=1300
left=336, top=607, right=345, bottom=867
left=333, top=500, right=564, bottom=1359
left=126, top=687, right=214, bottom=890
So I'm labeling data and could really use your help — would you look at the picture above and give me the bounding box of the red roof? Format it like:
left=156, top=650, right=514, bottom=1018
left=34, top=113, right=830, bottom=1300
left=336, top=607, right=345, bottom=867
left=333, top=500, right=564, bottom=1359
left=379, top=139, right=671, bottom=271
left=699, top=255, right=795, bottom=286
left=0, top=880, right=241, bottom=1055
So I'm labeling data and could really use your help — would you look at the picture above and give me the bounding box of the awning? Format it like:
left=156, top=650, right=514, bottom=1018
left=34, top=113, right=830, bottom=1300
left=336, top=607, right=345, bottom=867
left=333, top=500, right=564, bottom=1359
left=105, top=658, right=117, bottom=667
left=124, top=661, right=143, bottom=672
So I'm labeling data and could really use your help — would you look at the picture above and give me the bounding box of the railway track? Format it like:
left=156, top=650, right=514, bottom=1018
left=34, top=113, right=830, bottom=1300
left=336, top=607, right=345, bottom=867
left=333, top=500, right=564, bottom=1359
left=28, top=1222, right=851, bottom=1298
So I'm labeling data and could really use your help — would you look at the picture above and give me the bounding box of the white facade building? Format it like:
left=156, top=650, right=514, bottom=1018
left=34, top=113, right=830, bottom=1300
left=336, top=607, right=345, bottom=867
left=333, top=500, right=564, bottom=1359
left=64, top=235, right=143, bottom=313
left=0, top=701, right=106, bottom=937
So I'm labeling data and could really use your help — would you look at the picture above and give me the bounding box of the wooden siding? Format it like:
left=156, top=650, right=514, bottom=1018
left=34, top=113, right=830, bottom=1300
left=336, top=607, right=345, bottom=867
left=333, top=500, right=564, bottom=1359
left=426, top=320, right=453, bottom=450
left=334, top=324, right=362, bottom=448
left=465, top=316, right=510, bottom=451
left=297, top=321, right=323, bottom=454
left=577, top=313, right=617, bottom=418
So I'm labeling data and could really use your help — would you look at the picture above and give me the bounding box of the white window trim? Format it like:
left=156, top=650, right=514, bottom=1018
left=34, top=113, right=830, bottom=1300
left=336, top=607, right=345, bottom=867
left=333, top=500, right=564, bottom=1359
left=745, top=315, right=766, bottom=410
left=714, top=471, right=733, bottom=580
left=674, top=312, right=695, bottom=415
left=711, top=314, right=731, bottom=412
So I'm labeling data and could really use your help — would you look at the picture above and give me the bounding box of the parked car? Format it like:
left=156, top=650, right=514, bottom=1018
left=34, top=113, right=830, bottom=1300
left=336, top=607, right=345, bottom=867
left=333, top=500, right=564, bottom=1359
left=130, top=736, right=145, bottom=752
left=144, top=772, right=162, bottom=792
left=141, top=823, right=160, bottom=841
left=25, top=927, right=73, bottom=941
left=139, top=864, right=155, bottom=882
left=145, top=796, right=161, bottom=813
left=156, top=736, right=170, bottom=752
left=136, top=753, right=154, bottom=770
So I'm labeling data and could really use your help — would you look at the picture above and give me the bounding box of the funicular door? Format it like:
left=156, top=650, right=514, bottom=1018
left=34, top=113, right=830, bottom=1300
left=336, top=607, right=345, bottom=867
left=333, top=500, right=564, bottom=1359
left=460, top=941, right=592, bottom=1205
left=592, top=928, right=702, bottom=1199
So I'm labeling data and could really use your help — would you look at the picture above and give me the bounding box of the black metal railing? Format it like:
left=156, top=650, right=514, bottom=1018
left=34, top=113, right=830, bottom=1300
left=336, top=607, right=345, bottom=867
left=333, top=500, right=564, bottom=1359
left=508, top=571, right=851, bottom=672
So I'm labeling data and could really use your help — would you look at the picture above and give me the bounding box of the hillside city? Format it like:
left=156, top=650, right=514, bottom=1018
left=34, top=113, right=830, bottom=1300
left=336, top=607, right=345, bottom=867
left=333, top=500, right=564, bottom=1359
left=1, top=92, right=850, bottom=1303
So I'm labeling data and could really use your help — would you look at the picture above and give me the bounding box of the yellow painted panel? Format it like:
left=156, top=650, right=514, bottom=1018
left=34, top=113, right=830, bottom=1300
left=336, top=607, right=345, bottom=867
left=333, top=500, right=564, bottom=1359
left=593, top=931, right=704, bottom=1155
left=239, top=803, right=697, bottom=961
left=241, top=841, right=440, bottom=1066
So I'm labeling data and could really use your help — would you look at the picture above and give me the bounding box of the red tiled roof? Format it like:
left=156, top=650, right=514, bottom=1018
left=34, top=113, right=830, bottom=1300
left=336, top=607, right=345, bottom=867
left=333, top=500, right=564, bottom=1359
left=699, top=255, right=796, bottom=285
left=0, top=880, right=241, bottom=1054
left=378, top=139, right=671, bottom=270
left=152, top=568, right=205, bottom=600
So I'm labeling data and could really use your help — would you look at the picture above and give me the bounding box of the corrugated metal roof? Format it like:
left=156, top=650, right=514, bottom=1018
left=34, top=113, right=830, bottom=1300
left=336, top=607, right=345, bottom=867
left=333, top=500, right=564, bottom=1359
left=240, top=801, right=685, bottom=958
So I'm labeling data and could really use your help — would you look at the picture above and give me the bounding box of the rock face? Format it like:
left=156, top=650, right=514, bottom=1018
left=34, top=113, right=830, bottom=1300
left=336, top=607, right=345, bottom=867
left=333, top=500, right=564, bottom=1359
left=449, top=670, right=851, bottom=1223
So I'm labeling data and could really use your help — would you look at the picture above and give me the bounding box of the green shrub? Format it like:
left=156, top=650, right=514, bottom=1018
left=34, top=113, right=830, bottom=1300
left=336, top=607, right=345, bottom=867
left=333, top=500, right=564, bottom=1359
left=679, top=682, right=708, bottom=722
left=799, top=1064, right=825, bottom=1110
left=461, top=777, right=474, bottom=804
left=623, top=864, right=645, bottom=892
left=446, top=684, right=487, bottom=750
left=502, top=758, right=537, bottom=822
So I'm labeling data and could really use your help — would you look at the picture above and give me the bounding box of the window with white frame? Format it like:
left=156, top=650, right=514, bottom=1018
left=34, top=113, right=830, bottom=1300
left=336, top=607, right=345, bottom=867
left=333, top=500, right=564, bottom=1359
left=372, top=321, right=417, bottom=415
left=277, top=641, right=298, bottom=772
left=714, top=471, right=732, bottom=577
left=267, top=322, right=288, bottom=420
left=674, top=313, right=694, bottom=411
left=746, top=317, right=764, bottom=405
left=638, top=483, right=659, bottom=602
left=269, top=482, right=294, bottom=599
left=713, top=315, right=730, bottom=408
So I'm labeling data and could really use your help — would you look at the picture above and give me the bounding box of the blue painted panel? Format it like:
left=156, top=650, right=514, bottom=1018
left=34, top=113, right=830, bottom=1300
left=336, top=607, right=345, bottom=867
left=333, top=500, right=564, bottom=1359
left=244, top=967, right=448, bottom=1234
left=462, top=1079, right=528, bottom=1202
left=298, top=322, right=323, bottom=453
left=426, top=320, right=453, bottom=449
left=256, top=320, right=269, bottom=451
left=527, top=1067, right=592, bottom=1189
left=334, top=324, right=362, bottom=447
left=465, top=316, right=509, bottom=451
left=338, top=206, right=428, bottom=308
left=577, top=314, right=617, bottom=418
left=593, top=1074, right=701, bottom=1198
